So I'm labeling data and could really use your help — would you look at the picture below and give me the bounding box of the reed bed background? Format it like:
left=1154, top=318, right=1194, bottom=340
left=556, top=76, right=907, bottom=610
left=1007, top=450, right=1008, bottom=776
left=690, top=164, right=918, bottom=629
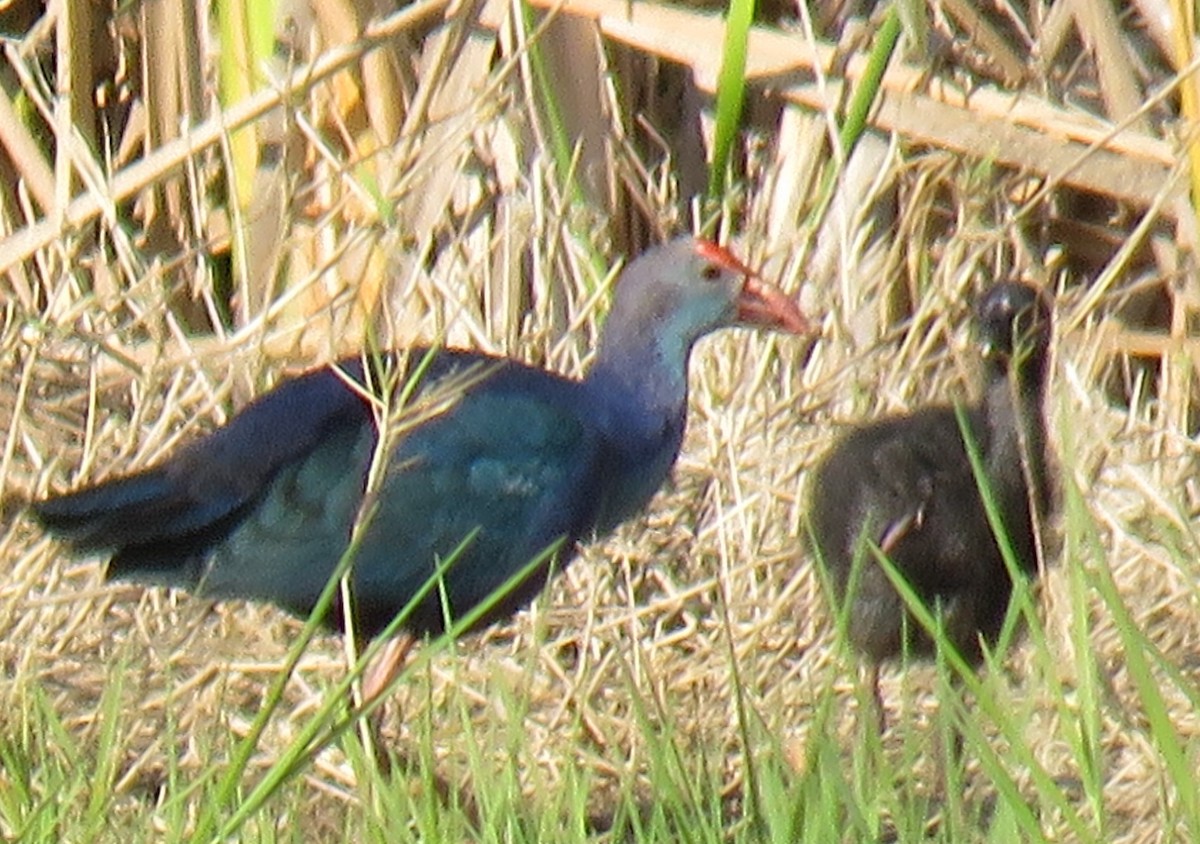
left=0, top=0, right=1198, bottom=840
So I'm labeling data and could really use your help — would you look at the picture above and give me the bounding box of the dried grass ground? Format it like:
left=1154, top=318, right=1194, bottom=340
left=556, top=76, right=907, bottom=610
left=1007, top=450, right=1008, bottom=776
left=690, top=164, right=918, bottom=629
left=1, top=1, right=1200, bottom=839
left=3, top=218, right=1200, bottom=840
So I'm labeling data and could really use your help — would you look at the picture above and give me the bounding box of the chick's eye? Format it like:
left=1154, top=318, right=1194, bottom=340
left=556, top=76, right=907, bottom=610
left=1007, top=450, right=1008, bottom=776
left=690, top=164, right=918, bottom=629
left=700, top=262, right=723, bottom=281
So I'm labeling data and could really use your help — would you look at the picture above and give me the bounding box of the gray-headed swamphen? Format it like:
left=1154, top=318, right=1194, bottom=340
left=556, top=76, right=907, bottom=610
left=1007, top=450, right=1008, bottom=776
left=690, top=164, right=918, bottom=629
left=34, top=237, right=810, bottom=699
left=807, top=282, right=1053, bottom=719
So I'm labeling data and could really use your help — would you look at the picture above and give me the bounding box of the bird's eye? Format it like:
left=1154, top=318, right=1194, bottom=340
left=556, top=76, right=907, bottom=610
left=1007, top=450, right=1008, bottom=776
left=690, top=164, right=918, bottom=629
left=700, top=263, right=723, bottom=281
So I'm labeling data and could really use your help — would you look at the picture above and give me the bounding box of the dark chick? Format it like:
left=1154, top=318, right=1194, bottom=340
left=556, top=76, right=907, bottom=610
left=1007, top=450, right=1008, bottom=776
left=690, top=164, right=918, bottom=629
left=33, top=238, right=810, bottom=699
left=808, top=282, right=1052, bottom=711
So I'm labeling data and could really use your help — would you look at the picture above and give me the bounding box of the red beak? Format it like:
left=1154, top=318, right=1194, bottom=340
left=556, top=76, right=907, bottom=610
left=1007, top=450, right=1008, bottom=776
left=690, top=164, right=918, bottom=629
left=738, top=275, right=810, bottom=334
left=694, top=240, right=810, bottom=335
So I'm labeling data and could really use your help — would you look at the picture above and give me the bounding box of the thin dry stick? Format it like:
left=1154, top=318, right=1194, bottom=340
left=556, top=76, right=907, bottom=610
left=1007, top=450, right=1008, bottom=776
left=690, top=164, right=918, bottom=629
left=514, top=0, right=1177, bottom=206
left=0, top=86, right=54, bottom=214
left=0, top=0, right=456, bottom=277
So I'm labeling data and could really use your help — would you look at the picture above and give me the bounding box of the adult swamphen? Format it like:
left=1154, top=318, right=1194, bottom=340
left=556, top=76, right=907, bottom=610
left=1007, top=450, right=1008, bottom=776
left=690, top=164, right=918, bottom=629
left=807, top=281, right=1052, bottom=717
left=34, top=237, right=809, bottom=698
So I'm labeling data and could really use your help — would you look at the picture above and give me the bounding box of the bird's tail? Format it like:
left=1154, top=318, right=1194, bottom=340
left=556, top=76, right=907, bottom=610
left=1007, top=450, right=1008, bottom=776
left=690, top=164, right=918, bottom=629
left=33, top=468, right=232, bottom=551
left=32, top=468, right=243, bottom=587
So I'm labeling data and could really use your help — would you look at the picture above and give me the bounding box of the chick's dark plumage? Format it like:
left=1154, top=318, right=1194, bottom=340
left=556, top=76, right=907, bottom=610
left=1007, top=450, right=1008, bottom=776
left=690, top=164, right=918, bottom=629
left=808, top=281, right=1052, bottom=667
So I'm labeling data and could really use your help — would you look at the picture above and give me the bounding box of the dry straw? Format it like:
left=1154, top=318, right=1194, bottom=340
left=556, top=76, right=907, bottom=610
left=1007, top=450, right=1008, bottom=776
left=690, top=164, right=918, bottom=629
left=1, top=0, right=1199, bottom=840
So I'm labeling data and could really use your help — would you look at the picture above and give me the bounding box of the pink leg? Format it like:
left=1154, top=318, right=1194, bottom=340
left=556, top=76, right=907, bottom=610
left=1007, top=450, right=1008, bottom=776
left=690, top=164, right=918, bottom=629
left=362, top=633, right=417, bottom=704
left=869, top=662, right=886, bottom=735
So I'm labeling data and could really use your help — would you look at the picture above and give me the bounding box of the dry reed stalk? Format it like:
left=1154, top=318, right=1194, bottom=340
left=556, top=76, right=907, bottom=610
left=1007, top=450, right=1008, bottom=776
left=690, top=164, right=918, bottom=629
left=0, top=1, right=1198, bottom=839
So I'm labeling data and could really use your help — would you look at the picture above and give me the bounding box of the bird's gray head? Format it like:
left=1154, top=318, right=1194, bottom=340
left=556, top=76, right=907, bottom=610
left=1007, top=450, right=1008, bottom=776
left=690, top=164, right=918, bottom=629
left=600, top=237, right=809, bottom=363
left=975, top=281, right=1052, bottom=379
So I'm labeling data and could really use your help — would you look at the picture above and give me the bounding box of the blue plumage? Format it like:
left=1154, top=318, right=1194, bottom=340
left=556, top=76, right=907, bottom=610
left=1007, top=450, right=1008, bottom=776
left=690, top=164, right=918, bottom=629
left=34, top=238, right=809, bottom=642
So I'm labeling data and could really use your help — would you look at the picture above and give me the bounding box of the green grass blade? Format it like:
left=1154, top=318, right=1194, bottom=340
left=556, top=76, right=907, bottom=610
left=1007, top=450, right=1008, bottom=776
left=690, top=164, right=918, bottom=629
left=838, top=5, right=901, bottom=156
left=707, top=0, right=757, bottom=204
left=215, top=537, right=568, bottom=839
